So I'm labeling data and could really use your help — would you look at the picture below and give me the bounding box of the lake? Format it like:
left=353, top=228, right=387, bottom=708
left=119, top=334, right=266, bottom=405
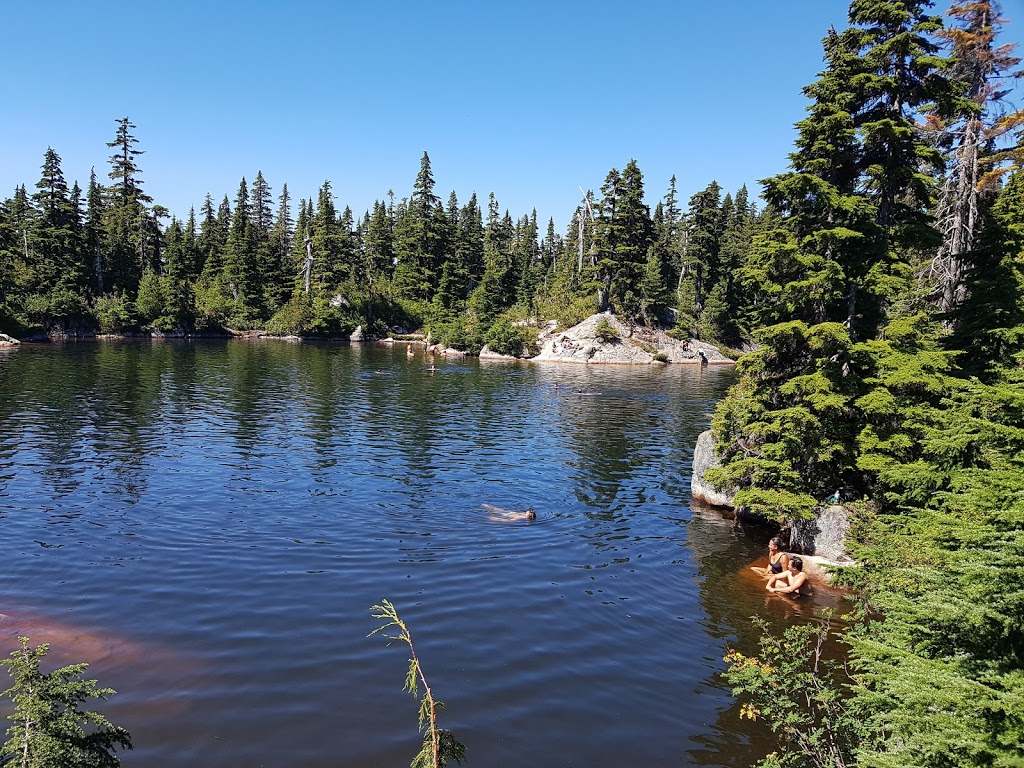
left=0, top=340, right=838, bottom=767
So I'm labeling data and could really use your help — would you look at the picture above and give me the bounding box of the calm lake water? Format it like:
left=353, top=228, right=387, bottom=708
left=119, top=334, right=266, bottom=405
left=0, top=340, right=841, bottom=767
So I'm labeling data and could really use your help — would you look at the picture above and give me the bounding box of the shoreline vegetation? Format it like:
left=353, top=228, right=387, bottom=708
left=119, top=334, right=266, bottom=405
left=3, top=1, right=1024, bottom=767
left=0, top=311, right=735, bottom=366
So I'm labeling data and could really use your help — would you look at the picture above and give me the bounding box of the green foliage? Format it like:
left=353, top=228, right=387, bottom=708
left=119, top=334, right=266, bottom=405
left=93, top=293, right=136, bottom=334
left=192, top=274, right=234, bottom=332
left=134, top=268, right=165, bottom=327
left=653, top=352, right=669, bottom=363
left=725, top=614, right=864, bottom=768
left=0, top=637, right=132, bottom=768
left=709, top=320, right=859, bottom=520
left=265, top=294, right=312, bottom=336
left=21, top=288, right=91, bottom=334
left=484, top=317, right=537, bottom=357
left=593, top=317, right=619, bottom=342
left=369, top=601, right=466, bottom=768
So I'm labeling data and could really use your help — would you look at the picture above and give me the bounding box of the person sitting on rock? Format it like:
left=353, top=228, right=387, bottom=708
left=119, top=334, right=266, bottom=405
left=767, top=557, right=810, bottom=597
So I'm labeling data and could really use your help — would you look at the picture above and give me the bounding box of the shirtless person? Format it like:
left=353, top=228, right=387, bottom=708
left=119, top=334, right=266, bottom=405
left=483, top=503, right=536, bottom=522
left=767, top=557, right=809, bottom=596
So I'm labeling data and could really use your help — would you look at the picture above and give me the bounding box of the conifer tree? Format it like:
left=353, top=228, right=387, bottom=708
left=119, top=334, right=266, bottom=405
left=103, top=117, right=150, bottom=295
left=680, top=181, right=724, bottom=332
left=927, top=0, right=1024, bottom=319
left=29, top=148, right=83, bottom=293
left=265, top=184, right=293, bottom=311
left=0, top=637, right=132, bottom=768
left=588, top=168, right=621, bottom=313
left=456, top=192, right=484, bottom=287
left=224, top=177, right=256, bottom=317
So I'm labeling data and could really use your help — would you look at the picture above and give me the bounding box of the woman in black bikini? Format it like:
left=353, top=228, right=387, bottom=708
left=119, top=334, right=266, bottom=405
left=751, top=537, right=789, bottom=581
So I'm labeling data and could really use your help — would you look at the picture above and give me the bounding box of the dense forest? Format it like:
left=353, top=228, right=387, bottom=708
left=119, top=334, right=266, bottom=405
left=0, top=121, right=764, bottom=356
left=2, top=0, right=1023, bottom=767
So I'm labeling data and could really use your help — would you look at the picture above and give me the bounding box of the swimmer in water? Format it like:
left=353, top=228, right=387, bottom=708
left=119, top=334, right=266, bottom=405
left=482, top=503, right=537, bottom=522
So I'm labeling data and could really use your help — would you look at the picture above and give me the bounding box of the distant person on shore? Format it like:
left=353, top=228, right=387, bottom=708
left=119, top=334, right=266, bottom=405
left=483, top=503, right=536, bottom=522
left=767, top=557, right=809, bottom=597
left=750, top=537, right=789, bottom=580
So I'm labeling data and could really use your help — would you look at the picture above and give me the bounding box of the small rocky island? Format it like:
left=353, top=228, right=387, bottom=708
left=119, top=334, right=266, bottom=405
left=482, top=312, right=732, bottom=365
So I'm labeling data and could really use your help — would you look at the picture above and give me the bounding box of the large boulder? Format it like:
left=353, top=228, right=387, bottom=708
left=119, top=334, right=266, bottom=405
left=691, top=430, right=736, bottom=508
left=789, top=505, right=853, bottom=563
left=0, top=333, right=20, bottom=346
left=478, top=345, right=518, bottom=360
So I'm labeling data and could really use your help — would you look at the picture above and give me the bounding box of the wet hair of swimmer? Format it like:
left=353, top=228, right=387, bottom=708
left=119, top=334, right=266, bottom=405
left=790, top=557, right=803, bottom=571
left=770, top=536, right=783, bottom=549
left=526, top=508, right=536, bottom=520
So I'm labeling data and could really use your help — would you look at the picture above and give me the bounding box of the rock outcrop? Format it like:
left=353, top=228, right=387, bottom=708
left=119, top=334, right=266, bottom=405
left=0, top=333, right=20, bottom=346
left=790, top=505, right=854, bottom=563
left=690, top=428, right=855, bottom=567
left=533, top=312, right=731, bottom=365
left=691, top=430, right=737, bottom=508
left=478, top=345, right=518, bottom=360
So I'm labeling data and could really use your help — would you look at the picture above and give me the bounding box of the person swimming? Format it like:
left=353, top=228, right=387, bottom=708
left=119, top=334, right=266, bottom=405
left=482, top=503, right=536, bottom=522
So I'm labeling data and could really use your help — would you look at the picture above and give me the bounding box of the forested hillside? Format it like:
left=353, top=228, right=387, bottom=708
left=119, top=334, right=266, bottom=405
left=0, top=123, right=764, bottom=354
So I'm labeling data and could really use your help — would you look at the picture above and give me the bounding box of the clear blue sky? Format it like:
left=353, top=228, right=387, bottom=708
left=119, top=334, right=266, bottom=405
left=3, top=1, right=1024, bottom=232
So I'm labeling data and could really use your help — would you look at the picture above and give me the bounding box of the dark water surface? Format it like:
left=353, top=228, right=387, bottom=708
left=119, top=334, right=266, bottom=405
left=0, top=341, right=841, bottom=767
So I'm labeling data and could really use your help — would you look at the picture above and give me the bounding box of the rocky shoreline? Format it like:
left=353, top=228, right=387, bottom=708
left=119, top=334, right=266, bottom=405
left=2, top=311, right=737, bottom=366
left=691, top=428, right=856, bottom=580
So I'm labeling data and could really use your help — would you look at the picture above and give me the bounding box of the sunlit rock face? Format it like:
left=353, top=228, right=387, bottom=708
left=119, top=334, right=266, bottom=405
left=790, top=505, right=853, bottom=563
left=691, top=429, right=736, bottom=509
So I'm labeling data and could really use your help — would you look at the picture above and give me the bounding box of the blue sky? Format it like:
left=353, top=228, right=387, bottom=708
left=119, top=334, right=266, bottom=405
left=3, top=1, right=1024, bottom=232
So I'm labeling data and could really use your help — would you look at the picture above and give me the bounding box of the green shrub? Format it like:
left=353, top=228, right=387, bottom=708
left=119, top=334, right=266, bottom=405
left=653, top=352, right=669, bottom=363
left=593, top=317, right=619, bottom=342
left=485, top=318, right=537, bottom=357
left=94, top=292, right=137, bottom=334
left=193, top=276, right=234, bottom=332
left=266, top=295, right=312, bottom=335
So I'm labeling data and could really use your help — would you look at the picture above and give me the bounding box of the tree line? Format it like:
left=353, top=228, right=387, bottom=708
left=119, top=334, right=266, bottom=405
left=0, top=119, right=773, bottom=354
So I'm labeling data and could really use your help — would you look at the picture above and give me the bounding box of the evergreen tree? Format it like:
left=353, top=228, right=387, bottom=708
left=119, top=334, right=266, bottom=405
left=0, top=638, right=132, bottom=768
left=609, top=160, right=652, bottom=319
left=224, top=177, right=260, bottom=320
left=456, top=192, right=484, bottom=287
left=927, top=0, right=1024, bottom=319
left=28, top=148, right=83, bottom=293
left=84, top=170, right=106, bottom=295
left=682, top=180, right=723, bottom=326
left=265, top=184, right=293, bottom=311
left=588, top=168, right=622, bottom=313
left=103, top=118, right=150, bottom=295
left=392, top=152, right=442, bottom=300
